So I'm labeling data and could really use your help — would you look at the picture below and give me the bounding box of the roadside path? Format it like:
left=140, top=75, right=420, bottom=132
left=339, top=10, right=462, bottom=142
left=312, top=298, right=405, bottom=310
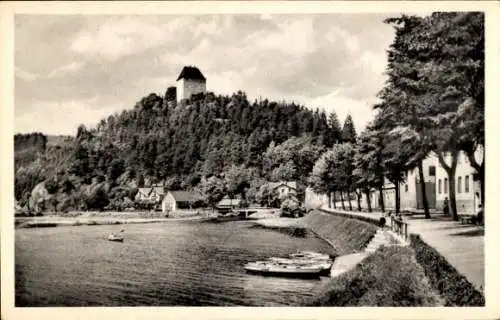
left=320, top=206, right=484, bottom=292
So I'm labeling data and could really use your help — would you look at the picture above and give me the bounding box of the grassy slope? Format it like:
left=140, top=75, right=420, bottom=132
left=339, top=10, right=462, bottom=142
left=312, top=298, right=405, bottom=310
left=300, top=210, right=378, bottom=255
left=307, top=246, right=443, bottom=306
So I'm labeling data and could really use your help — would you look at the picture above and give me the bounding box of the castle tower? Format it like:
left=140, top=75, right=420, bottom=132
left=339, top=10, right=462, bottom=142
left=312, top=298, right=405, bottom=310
left=176, top=66, right=206, bottom=103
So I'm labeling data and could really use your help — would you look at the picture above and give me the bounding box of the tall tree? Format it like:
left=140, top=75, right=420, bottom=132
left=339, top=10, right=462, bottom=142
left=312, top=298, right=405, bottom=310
left=309, top=149, right=338, bottom=209
left=382, top=14, right=434, bottom=218
left=353, top=126, right=386, bottom=213
left=328, top=110, right=342, bottom=143
left=411, top=12, right=483, bottom=219
left=377, top=13, right=484, bottom=219
left=341, top=114, right=357, bottom=143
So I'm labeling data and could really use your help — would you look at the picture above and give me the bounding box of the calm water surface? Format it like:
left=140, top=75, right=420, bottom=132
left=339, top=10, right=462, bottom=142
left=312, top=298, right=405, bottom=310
left=15, top=220, right=334, bottom=306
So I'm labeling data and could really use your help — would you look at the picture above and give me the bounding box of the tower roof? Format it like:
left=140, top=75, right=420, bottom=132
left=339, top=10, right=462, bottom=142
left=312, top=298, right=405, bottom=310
left=176, top=66, right=206, bottom=81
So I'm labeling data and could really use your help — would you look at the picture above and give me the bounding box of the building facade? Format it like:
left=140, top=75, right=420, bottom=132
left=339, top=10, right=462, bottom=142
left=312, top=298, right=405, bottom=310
left=400, top=154, right=437, bottom=210
left=435, top=149, right=483, bottom=215
left=161, top=190, right=199, bottom=213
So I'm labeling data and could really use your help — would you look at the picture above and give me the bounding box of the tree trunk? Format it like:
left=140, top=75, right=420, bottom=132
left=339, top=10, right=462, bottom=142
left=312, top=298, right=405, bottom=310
left=417, top=160, right=431, bottom=219
left=340, top=192, right=345, bottom=210
left=332, top=191, right=337, bottom=209
left=365, top=189, right=372, bottom=212
left=438, top=151, right=459, bottom=220
left=448, top=174, right=458, bottom=220
left=378, top=186, right=385, bottom=212
left=347, top=191, right=353, bottom=211
left=356, top=190, right=362, bottom=211
left=394, top=179, right=401, bottom=214
left=327, top=192, right=332, bottom=209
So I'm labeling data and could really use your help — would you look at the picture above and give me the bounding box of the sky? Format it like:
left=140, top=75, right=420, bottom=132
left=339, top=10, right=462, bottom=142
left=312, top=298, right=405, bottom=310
left=15, top=13, right=398, bottom=136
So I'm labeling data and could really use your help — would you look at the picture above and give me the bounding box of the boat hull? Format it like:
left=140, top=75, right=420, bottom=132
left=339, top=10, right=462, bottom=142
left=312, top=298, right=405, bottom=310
left=244, top=262, right=324, bottom=279
left=244, top=267, right=322, bottom=279
left=108, top=236, right=124, bottom=242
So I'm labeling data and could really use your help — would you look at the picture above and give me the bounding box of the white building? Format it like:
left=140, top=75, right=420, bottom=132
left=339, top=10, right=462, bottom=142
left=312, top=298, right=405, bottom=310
left=400, top=154, right=437, bottom=211
left=305, top=147, right=483, bottom=216
left=435, top=148, right=483, bottom=215
left=176, top=66, right=206, bottom=103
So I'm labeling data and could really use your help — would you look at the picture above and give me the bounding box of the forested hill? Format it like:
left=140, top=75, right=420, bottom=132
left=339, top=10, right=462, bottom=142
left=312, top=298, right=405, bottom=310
left=15, top=90, right=351, bottom=212
left=86, top=90, right=335, bottom=181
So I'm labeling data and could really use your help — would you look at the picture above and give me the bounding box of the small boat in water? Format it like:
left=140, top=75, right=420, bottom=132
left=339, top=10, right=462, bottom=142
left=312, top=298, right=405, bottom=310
left=269, top=257, right=332, bottom=268
left=108, top=230, right=124, bottom=242
left=268, top=255, right=333, bottom=275
left=108, top=234, right=124, bottom=242
left=244, top=261, right=323, bottom=278
left=289, top=251, right=331, bottom=260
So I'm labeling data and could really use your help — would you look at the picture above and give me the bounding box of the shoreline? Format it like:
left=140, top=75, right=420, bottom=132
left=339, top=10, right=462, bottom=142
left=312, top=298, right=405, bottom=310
left=15, top=215, right=210, bottom=228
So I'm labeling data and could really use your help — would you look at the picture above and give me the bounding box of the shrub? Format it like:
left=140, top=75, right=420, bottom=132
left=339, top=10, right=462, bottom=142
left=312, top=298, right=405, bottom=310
left=308, top=246, right=441, bottom=306
left=409, top=234, right=485, bottom=306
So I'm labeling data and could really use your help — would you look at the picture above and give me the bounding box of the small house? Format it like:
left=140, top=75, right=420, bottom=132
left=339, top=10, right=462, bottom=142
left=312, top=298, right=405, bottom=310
left=216, top=196, right=242, bottom=213
left=270, top=181, right=298, bottom=199
left=150, top=184, right=165, bottom=203
left=162, top=190, right=199, bottom=213
left=135, top=187, right=152, bottom=202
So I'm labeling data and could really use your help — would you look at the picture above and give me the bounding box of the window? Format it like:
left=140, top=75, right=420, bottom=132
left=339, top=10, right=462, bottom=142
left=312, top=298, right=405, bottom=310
left=444, top=178, right=448, bottom=194
left=438, top=179, right=442, bottom=194
left=405, top=184, right=408, bottom=192
left=458, top=176, right=462, bottom=193
left=465, top=175, right=470, bottom=193
left=429, top=166, right=436, bottom=177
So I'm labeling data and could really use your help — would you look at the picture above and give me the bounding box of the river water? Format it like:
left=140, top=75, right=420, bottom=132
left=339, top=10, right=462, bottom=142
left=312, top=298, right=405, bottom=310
left=15, top=220, right=334, bottom=306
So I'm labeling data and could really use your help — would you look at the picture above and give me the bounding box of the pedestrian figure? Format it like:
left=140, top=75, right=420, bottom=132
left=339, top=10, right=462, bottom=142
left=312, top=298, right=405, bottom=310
left=476, top=204, right=484, bottom=225
left=443, top=197, right=450, bottom=216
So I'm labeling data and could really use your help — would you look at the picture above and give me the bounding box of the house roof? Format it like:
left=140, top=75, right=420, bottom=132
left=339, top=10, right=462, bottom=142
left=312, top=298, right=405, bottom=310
left=176, top=66, right=206, bottom=81
left=267, top=181, right=298, bottom=190
left=151, top=186, right=165, bottom=196
left=138, top=188, right=152, bottom=195
left=168, top=191, right=199, bottom=202
left=218, top=198, right=242, bottom=207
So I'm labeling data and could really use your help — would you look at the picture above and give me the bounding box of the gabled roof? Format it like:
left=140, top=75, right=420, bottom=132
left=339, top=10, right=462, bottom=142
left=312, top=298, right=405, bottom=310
left=138, top=188, right=152, bottom=195
left=267, top=181, right=298, bottom=190
left=176, top=66, right=206, bottom=81
left=151, top=185, right=165, bottom=196
left=218, top=198, right=242, bottom=207
left=168, top=190, right=199, bottom=202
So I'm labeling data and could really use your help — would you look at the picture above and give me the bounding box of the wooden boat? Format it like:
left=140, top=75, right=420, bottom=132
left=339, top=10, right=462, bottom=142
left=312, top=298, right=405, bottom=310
left=108, top=233, right=124, bottom=242
left=244, top=261, right=323, bottom=278
left=269, top=257, right=332, bottom=267
left=268, top=257, right=333, bottom=276
left=289, top=251, right=331, bottom=260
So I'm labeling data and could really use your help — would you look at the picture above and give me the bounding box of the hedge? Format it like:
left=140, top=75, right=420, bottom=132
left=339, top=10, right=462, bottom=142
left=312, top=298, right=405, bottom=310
left=307, top=246, right=441, bottom=306
left=409, top=234, right=485, bottom=306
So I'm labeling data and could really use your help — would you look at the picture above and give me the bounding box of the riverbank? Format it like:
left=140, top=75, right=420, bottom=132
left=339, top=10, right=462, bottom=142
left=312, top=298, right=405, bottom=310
left=15, top=215, right=209, bottom=228
left=254, top=211, right=377, bottom=256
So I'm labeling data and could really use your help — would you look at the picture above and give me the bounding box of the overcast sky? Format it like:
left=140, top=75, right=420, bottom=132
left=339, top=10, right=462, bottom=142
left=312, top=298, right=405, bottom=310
left=15, top=14, right=398, bottom=136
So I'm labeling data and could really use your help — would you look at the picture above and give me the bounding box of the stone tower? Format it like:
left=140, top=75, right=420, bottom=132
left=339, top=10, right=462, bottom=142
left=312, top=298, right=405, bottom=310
left=176, top=66, right=206, bottom=103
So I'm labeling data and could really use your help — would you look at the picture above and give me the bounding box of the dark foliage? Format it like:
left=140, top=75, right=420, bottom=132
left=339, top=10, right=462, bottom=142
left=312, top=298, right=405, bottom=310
left=308, top=246, right=441, bottom=306
left=409, top=234, right=485, bottom=306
